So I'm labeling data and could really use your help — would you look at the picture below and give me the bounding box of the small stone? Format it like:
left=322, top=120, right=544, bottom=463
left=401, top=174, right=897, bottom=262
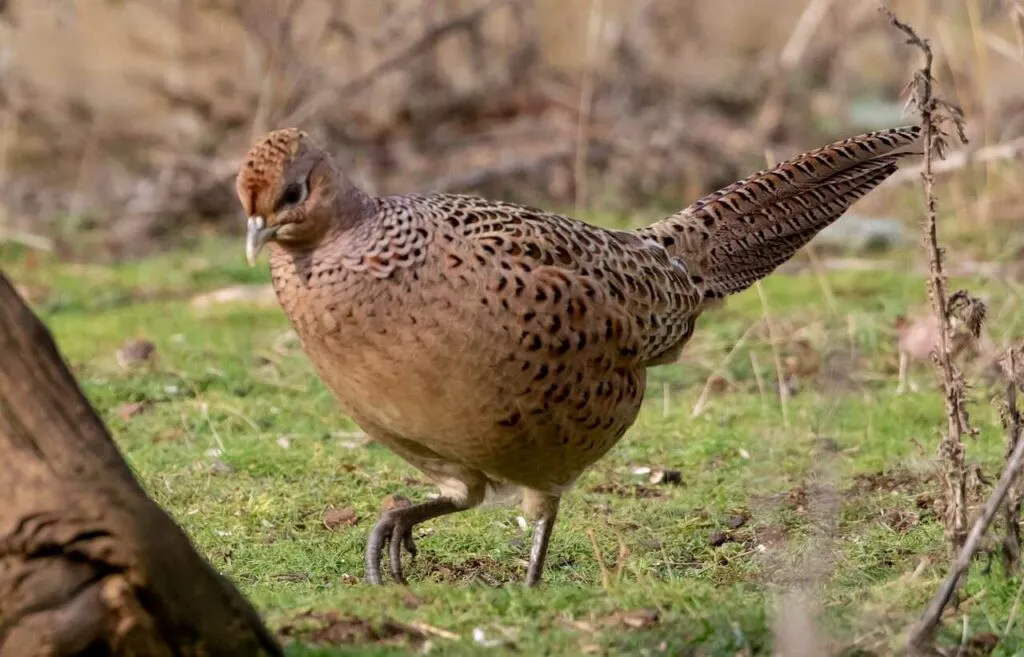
left=116, top=338, right=157, bottom=369
left=708, top=530, right=730, bottom=547
left=725, top=514, right=748, bottom=530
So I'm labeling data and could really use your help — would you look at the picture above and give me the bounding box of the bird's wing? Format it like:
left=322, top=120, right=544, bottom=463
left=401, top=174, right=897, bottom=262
left=412, top=193, right=698, bottom=367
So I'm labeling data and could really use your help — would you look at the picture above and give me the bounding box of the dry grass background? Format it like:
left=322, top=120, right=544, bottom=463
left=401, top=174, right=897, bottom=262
left=0, top=0, right=1021, bottom=259
left=2, top=2, right=1024, bottom=653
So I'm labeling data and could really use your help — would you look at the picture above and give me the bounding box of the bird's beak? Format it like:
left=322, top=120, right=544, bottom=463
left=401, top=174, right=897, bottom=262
left=245, top=216, right=278, bottom=266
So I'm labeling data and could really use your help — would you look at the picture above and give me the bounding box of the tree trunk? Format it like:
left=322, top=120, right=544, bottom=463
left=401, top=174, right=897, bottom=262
left=0, top=272, right=282, bottom=657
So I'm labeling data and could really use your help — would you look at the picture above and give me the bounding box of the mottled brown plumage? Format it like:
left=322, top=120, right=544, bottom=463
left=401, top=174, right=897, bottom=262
left=235, top=124, right=921, bottom=586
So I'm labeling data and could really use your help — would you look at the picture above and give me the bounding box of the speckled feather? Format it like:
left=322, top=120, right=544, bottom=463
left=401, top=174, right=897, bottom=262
left=236, top=125, right=920, bottom=511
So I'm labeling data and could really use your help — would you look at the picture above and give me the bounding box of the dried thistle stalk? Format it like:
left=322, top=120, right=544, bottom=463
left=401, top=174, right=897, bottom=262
left=998, top=344, right=1024, bottom=568
left=882, top=4, right=972, bottom=553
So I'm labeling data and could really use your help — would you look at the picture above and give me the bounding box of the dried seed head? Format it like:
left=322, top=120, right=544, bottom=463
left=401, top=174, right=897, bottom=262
left=947, top=289, right=986, bottom=339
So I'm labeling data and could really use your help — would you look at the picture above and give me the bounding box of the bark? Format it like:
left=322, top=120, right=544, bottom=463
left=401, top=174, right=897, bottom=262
left=0, top=271, right=282, bottom=656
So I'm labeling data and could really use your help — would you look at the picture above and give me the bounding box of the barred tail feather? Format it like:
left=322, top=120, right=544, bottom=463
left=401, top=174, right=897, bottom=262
left=635, top=125, right=921, bottom=298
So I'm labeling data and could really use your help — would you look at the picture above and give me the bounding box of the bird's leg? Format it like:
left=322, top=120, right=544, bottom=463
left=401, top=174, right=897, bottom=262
left=524, top=493, right=561, bottom=587
left=365, top=497, right=463, bottom=585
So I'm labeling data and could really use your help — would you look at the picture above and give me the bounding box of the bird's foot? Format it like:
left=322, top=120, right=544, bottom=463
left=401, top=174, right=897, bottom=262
left=365, top=513, right=419, bottom=585
left=364, top=497, right=463, bottom=585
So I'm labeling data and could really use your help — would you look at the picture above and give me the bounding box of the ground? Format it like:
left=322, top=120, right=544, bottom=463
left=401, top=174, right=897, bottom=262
left=3, top=214, right=1024, bottom=655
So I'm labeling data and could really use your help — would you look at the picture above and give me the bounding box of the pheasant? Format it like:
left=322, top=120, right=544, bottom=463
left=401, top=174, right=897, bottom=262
left=236, top=124, right=920, bottom=586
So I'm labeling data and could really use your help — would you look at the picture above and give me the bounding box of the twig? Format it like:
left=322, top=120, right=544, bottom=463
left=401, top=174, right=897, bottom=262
left=756, top=282, right=790, bottom=429
left=0, top=229, right=54, bottom=252
left=780, top=0, right=836, bottom=69
left=200, top=402, right=226, bottom=454
left=284, top=0, right=519, bottom=126
left=981, top=30, right=1024, bottom=66
left=573, top=0, right=604, bottom=215
left=880, top=136, right=1024, bottom=187
left=1004, top=574, right=1024, bottom=636
left=753, top=0, right=836, bottom=139
left=614, top=533, right=630, bottom=583
left=586, top=528, right=610, bottom=590
left=750, top=351, right=767, bottom=409
left=407, top=621, right=460, bottom=641
left=691, top=321, right=759, bottom=418
left=1013, top=0, right=1024, bottom=57
left=999, top=346, right=1024, bottom=569
left=956, top=615, right=968, bottom=656
left=906, top=407, right=1024, bottom=651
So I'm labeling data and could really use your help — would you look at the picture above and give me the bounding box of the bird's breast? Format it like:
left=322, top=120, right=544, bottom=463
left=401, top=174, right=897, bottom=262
left=270, top=263, right=502, bottom=440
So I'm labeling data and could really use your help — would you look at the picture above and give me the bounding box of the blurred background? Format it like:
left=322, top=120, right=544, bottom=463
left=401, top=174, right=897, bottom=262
left=0, top=0, right=1021, bottom=260
left=2, top=5, right=1024, bottom=651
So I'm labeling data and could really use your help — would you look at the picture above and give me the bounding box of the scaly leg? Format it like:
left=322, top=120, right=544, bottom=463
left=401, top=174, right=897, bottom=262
left=525, top=495, right=561, bottom=587
left=365, top=497, right=463, bottom=585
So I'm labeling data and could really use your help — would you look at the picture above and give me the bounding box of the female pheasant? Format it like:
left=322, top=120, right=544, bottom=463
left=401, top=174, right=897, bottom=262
left=236, top=124, right=920, bottom=586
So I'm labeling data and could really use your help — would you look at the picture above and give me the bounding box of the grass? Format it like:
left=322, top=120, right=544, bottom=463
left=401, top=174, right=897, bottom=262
left=3, top=223, right=1024, bottom=655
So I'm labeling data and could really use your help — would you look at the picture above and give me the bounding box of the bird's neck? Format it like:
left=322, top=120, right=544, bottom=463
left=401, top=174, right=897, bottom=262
left=329, top=174, right=376, bottom=232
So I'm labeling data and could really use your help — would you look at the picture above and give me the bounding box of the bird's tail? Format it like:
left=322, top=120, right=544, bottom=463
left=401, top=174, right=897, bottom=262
left=635, top=125, right=921, bottom=299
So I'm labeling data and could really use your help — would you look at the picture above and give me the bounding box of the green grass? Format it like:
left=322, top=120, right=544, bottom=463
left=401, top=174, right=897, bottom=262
left=3, top=233, right=1024, bottom=656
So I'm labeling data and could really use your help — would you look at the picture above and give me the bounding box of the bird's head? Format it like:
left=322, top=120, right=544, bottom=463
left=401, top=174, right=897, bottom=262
left=236, top=128, right=363, bottom=266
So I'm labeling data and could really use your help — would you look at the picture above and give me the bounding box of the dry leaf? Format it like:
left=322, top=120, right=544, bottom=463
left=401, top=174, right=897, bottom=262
left=117, top=400, right=151, bottom=422
left=604, top=608, right=659, bottom=630
left=323, top=507, right=359, bottom=530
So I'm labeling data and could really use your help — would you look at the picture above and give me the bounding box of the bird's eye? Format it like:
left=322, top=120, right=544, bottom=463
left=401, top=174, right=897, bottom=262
left=277, top=181, right=307, bottom=209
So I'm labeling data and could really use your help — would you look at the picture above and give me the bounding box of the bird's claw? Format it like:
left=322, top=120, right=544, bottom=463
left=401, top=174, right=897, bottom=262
left=366, top=512, right=418, bottom=585
left=388, top=522, right=419, bottom=585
